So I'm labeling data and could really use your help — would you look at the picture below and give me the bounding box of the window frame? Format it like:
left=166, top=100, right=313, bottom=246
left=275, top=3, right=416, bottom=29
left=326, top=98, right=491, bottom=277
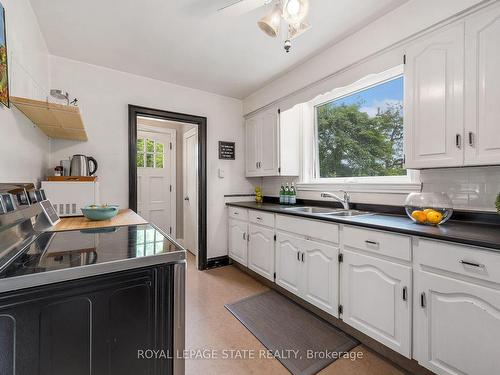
left=311, top=65, right=414, bottom=185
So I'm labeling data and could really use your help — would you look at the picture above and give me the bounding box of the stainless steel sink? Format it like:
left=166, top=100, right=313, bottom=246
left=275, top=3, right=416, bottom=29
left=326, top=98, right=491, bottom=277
left=283, top=206, right=373, bottom=217
left=283, top=206, right=339, bottom=215
left=324, top=210, right=373, bottom=217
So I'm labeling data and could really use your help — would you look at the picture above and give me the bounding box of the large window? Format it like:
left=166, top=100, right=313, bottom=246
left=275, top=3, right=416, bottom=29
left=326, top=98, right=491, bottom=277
left=315, top=74, right=404, bottom=179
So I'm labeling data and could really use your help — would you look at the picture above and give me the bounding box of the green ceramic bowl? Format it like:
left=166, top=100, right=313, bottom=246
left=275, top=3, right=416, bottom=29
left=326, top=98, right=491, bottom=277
left=81, top=205, right=119, bottom=221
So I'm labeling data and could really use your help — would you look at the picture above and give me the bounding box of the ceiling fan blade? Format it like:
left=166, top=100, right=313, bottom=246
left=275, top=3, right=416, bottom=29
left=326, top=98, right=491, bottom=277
left=217, top=0, right=270, bottom=15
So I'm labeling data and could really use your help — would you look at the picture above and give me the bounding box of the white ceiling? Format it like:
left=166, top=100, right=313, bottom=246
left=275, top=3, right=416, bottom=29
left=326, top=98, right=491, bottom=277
left=30, top=0, right=407, bottom=99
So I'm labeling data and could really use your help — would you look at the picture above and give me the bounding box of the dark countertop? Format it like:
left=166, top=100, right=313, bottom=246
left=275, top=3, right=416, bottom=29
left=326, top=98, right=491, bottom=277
left=227, top=202, right=500, bottom=251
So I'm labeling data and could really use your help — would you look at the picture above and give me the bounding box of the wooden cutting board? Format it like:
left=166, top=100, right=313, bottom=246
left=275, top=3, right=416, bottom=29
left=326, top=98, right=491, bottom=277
left=47, top=176, right=98, bottom=182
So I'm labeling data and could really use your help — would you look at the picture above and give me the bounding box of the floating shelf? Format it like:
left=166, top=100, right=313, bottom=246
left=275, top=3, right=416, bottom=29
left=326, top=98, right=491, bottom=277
left=10, top=96, right=88, bottom=141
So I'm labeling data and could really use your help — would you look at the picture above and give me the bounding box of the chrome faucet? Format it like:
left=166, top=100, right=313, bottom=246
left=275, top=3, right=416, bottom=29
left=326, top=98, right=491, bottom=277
left=321, top=191, right=350, bottom=210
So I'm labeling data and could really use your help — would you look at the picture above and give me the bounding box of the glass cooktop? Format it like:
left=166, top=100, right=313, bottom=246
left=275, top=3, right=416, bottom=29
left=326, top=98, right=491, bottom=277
left=0, top=224, right=183, bottom=279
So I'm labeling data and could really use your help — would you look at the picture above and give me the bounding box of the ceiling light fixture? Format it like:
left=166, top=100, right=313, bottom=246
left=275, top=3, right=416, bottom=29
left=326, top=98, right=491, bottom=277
left=255, top=0, right=310, bottom=52
left=282, top=0, right=309, bottom=24
left=257, top=3, right=282, bottom=38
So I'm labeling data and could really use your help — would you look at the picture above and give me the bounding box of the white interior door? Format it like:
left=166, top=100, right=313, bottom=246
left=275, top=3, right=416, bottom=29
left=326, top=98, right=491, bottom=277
left=183, top=128, right=198, bottom=255
left=137, top=128, right=176, bottom=237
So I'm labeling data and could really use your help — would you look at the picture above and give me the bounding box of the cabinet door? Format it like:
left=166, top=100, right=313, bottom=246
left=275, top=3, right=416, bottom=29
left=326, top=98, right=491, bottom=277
left=341, top=250, right=411, bottom=357
left=275, top=232, right=303, bottom=296
left=108, top=282, right=154, bottom=375
left=228, top=218, right=248, bottom=266
left=301, top=239, right=339, bottom=317
left=464, top=5, right=500, bottom=165
left=39, top=297, right=93, bottom=375
left=404, top=23, right=464, bottom=169
left=248, top=223, right=275, bottom=281
left=414, top=271, right=500, bottom=375
left=245, top=116, right=260, bottom=177
left=259, top=108, right=279, bottom=176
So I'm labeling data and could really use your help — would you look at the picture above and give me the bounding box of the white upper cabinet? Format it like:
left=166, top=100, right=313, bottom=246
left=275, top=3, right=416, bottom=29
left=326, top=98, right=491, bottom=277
left=245, top=116, right=259, bottom=176
left=245, top=106, right=300, bottom=177
left=404, top=23, right=465, bottom=169
left=464, top=4, right=500, bottom=165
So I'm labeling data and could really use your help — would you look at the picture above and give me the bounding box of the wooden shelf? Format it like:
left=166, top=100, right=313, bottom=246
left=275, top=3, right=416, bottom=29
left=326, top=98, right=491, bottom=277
left=10, top=96, right=88, bottom=141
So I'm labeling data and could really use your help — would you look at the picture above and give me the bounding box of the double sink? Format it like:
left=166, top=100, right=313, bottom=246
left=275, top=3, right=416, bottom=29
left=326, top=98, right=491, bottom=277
left=283, top=206, right=373, bottom=217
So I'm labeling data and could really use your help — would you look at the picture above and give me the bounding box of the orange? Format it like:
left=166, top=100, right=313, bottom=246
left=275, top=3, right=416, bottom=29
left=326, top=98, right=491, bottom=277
left=411, top=210, right=427, bottom=224
left=423, top=208, right=435, bottom=215
left=426, top=211, right=443, bottom=225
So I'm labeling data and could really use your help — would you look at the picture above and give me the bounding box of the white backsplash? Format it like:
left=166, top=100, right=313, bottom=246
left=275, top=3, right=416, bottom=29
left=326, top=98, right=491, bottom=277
left=420, top=167, right=500, bottom=212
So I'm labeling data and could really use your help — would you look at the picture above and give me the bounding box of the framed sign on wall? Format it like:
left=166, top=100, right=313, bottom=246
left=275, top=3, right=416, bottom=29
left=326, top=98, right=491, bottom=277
left=218, top=141, right=235, bottom=160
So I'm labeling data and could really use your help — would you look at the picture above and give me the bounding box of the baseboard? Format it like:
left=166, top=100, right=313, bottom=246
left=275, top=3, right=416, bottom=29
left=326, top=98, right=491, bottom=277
left=206, top=255, right=230, bottom=269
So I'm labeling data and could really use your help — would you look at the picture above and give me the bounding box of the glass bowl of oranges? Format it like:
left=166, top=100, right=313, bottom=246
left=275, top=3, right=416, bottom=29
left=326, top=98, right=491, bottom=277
left=405, top=192, right=453, bottom=226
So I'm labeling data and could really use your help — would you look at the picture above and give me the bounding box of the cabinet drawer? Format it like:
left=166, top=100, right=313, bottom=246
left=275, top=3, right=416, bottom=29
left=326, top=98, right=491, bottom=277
left=343, top=226, right=411, bottom=261
left=276, top=215, right=339, bottom=244
left=228, top=207, right=248, bottom=220
left=415, top=238, right=500, bottom=285
left=249, top=210, right=274, bottom=227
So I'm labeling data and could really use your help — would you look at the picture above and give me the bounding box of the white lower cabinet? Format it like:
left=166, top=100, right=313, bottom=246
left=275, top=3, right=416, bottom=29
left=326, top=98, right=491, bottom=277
left=341, top=250, right=412, bottom=357
left=228, top=218, right=248, bottom=266
left=248, top=223, right=275, bottom=281
left=275, top=232, right=303, bottom=296
left=414, top=240, right=500, bottom=375
left=276, top=231, right=339, bottom=317
left=301, top=239, right=339, bottom=316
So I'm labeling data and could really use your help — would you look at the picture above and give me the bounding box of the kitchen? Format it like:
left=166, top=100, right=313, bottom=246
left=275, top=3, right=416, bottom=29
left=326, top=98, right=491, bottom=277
left=1, top=0, right=500, bottom=375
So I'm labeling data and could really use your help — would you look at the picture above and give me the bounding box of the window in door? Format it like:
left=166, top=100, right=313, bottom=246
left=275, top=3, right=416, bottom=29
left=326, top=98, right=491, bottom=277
left=314, top=72, right=405, bottom=180
left=137, top=138, right=165, bottom=169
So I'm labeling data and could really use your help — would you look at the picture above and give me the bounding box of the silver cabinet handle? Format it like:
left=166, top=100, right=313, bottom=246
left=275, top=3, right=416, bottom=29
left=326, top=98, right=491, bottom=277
left=468, top=132, right=474, bottom=147
left=456, top=134, right=462, bottom=149
left=420, top=292, right=426, bottom=308
left=460, top=260, right=485, bottom=268
left=233, top=211, right=239, bottom=215
left=243, top=232, right=246, bottom=240
left=256, top=216, right=262, bottom=220
left=365, top=240, right=379, bottom=246
left=297, top=252, right=300, bottom=261
left=256, top=162, right=258, bottom=169
left=301, top=253, right=305, bottom=262
left=402, top=286, right=407, bottom=301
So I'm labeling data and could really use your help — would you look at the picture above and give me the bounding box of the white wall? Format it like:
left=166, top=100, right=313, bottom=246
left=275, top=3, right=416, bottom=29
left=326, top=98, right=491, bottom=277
left=243, top=0, right=485, bottom=115
left=0, top=0, right=50, bottom=183
left=49, top=56, right=254, bottom=258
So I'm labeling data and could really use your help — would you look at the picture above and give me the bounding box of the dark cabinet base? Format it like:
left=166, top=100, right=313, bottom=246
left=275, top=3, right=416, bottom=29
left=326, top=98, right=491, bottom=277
left=0, top=265, right=177, bottom=375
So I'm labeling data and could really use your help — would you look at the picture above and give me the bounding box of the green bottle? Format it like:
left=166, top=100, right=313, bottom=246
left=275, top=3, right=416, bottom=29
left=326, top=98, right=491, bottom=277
left=290, top=182, right=296, bottom=205
left=279, top=184, right=285, bottom=205
left=284, top=183, right=290, bottom=205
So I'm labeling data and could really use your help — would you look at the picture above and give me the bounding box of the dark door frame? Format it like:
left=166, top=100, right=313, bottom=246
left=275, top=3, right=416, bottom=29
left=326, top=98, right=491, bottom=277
left=128, top=105, right=208, bottom=270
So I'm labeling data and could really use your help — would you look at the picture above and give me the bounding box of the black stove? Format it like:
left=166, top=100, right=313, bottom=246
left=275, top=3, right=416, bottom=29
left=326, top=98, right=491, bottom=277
left=0, top=224, right=182, bottom=280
